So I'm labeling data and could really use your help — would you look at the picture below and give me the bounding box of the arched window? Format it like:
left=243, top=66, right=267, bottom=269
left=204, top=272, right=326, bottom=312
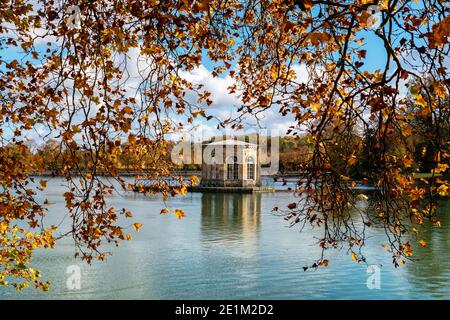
left=246, top=156, right=255, bottom=180
left=227, top=156, right=239, bottom=180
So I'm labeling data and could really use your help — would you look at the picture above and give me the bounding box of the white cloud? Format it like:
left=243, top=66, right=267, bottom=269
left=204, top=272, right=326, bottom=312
left=291, top=63, right=309, bottom=84
left=177, top=63, right=303, bottom=137
left=180, top=64, right=240, bottom=107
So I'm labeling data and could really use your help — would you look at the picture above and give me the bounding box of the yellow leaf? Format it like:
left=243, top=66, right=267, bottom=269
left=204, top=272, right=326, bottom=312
left=415, top=94, right=427, bottom=107
left=401, top=242, right=414, bottom=257
left=348, top=157, right=358, bottom=166
left=133, top=223, right=142, bottom=232
left=357, top=194, right=368, bottom=200
left=437, top=184, right=449, bottom=196
left=433, top=83, right=447, bottom=98
left=310, top=102, right=322, bottom=112
left=270, top=65, right=279, bottom=80
left=403, top=157, right=414, bottom=168
left=39, top=180, right=47, bottom=188
left=351, top=252, right=357, bottom=261
left=174, top=209, right=185, bottom=219
left=196, top=0, right=211, bottom=11
left=435, top=163, right=449, bottom=173
left=189, top=175, right=200, bottom=186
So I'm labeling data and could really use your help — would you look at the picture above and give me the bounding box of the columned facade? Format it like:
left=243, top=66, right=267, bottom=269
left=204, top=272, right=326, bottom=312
left=200, top=140, right=261, bottom=187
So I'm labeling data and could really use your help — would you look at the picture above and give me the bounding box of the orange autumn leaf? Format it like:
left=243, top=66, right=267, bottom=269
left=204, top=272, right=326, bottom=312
left=297, top=0, right=314, bottom=11
left=174, top=209, right=185, bottom=219
left=430, top=15, right=450, bottom=47
left=347, top=157, right=358, bottom=166
left=195, top=0, right=211, bottom=11
left=133, top=223, right=143, bottom=232
left=432, top=220, right=442, bottom=227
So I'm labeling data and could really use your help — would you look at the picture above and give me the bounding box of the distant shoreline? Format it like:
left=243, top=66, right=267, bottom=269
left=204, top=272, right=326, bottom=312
left=29, top=170, right=306, bottom=178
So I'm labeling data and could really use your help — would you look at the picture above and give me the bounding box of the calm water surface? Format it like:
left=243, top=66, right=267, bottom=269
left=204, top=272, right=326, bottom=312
left=1, top=178, right=449, bottom=299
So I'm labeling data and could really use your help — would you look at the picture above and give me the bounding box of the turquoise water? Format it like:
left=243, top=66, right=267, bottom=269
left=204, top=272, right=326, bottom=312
left=1, top=178, right=449, bottom=299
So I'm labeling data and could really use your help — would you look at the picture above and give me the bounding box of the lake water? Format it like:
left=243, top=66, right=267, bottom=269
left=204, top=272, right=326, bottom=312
left=1, top=178, right=449, bottom=299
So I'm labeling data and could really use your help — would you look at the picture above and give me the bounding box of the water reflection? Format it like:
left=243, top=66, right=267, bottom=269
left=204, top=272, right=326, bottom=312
left=405, top=200, right=450, bottom=298
left=201, top=193, right=261, bottom=254
left=2, top=177, right=450, bottom=299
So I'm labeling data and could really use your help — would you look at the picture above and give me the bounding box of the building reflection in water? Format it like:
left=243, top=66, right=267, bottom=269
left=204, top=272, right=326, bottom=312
left=200, top=193, right=262, bottom=255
